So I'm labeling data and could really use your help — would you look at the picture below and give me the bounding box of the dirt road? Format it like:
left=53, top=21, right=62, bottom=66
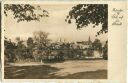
left=48, top=60, right=107, bottom=76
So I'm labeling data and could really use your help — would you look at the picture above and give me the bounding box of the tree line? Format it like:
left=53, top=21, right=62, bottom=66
left=4, top=31, right=108, bottom=64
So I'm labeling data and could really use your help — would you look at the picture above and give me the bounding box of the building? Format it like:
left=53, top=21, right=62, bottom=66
left=76, top=36, right=92, bottom=49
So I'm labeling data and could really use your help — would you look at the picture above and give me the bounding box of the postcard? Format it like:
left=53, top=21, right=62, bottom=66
left=1, top=1, right=127, bottom=83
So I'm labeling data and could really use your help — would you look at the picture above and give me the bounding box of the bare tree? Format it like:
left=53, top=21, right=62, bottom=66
left=32, top=31, right=51, bottom=62
left=33, top=31, right=51, bottom=48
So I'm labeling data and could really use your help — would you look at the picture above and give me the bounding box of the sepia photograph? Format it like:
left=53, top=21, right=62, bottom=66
left=4, top=3, right=108, bottom=79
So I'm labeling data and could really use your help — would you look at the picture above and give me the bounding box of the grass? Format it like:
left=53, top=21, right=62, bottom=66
left=4, top=65, right=60, bottom=79
left=58, top=70, right=107, bottom=79
left=4, top=65, right=107, bottom=79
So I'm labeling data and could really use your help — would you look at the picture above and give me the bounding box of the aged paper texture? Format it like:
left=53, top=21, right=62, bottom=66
left=1, top=1, right=127, bottom=83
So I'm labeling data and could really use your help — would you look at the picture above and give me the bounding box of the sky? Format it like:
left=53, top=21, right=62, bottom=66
left=4, top=4, right=107, bottom=43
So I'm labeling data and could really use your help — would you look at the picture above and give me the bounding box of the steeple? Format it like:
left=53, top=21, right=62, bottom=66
left=88, top=36, right=91, bottom=42
left=88, top=36, right=92, bottom=44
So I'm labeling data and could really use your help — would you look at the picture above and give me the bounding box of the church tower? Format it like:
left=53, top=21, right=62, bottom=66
left=88, top=36, right=92, bottom=45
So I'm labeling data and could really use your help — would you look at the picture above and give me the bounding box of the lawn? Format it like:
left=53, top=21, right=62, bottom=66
left=4, top=60, right=107, bottom=79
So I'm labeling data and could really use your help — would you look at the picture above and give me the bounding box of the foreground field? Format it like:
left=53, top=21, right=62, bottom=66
left=4, top=60, right=107, bottom=79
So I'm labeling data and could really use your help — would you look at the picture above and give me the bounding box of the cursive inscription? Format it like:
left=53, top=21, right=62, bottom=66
left=112, top=8, right=123, bottom=26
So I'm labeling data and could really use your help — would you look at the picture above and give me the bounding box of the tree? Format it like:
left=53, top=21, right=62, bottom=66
left=15, top=37, right=27, bottom=61
left=4, top=4, right=49, bottom=62
left=4, top=4, right=49, bottom=22
left=32, top=31, right=51, bottom=62
left=103, top=41, right=108, bottom=60
left=33, top=31, right=51, bottom=49
left=27, top=37, right=34, bottom=49
left=26, top=37, right=35, bottom=59
left=92, top=39, right=102, bottom=51
left=66, top=4, right=108, bottom=35
left=4, top=38, right=17, bottom=62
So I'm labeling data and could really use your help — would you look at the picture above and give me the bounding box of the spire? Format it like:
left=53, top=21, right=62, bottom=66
left=88, top=36, right=92, bottom=44
left=88, top=36, right=91, bottom=42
